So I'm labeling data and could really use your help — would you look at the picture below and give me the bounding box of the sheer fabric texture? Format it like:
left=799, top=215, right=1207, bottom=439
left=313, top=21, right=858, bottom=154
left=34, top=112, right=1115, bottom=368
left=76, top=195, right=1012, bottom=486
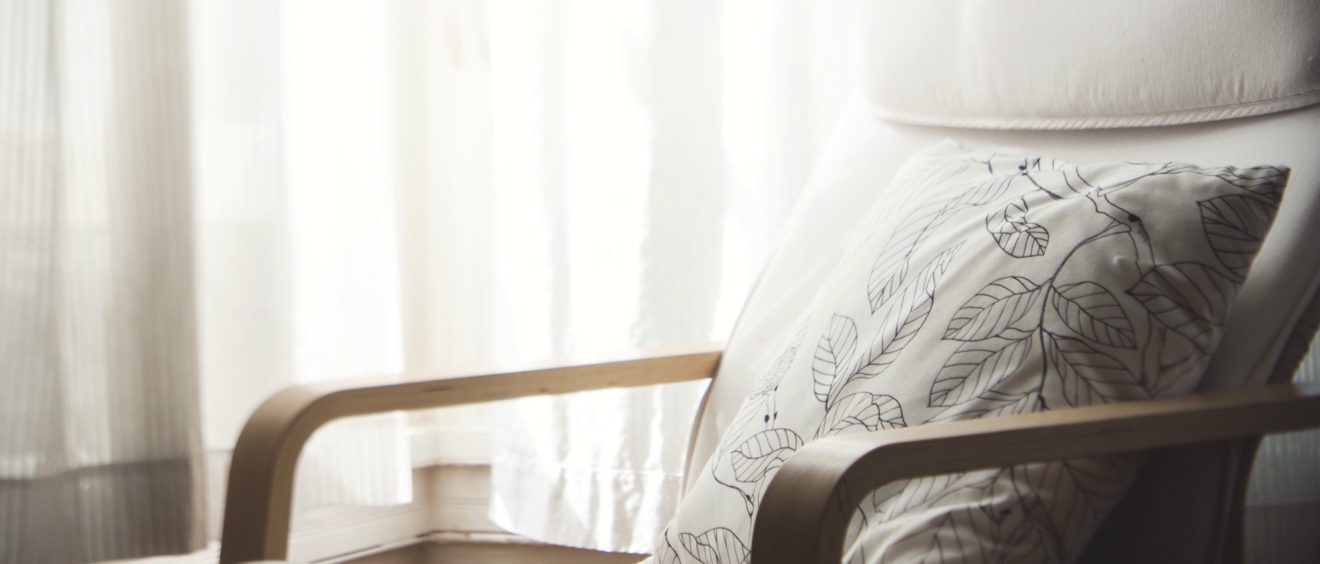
left=475, top=0, right=855, bottom=552
left=5, top=0, right=1313, bottom=560
left=213, top=0, right=853, bottom=555
left=0, top=1, right=206, bottom=561
left=4, top=0, right=852, bottom=558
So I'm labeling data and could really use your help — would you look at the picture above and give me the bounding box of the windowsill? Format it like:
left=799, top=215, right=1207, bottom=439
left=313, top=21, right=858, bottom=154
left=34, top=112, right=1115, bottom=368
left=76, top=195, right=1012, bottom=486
left=118, top=425, right=500, bottom=563
left=410, top=425, right=493, bottom=467
left=277, top=426, right=503, bottom=562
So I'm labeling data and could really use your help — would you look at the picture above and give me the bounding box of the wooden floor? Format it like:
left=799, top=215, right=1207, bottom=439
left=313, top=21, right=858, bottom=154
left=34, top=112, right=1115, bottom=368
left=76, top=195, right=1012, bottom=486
left=354, top=541, right=646, bottom=564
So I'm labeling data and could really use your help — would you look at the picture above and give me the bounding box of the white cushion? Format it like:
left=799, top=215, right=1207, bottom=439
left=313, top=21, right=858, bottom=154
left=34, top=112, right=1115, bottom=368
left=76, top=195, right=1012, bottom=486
left=688, top=101, right=1320, bottom=490
left=857, top=0, right=1320, bottom=129
left=667, top=2, right=1320, bottom=558
left=658, top=140, right=1288, bottom=562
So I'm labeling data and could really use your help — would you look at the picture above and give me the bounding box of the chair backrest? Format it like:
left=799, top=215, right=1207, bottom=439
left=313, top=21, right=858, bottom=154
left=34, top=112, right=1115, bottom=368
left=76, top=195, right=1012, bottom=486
left=687, top=0, right=1320, bottom=560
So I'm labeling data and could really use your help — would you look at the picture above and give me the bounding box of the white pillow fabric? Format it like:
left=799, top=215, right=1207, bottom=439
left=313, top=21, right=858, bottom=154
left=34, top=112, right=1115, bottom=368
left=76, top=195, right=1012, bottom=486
left=653, top=142, right=1288, bottom=563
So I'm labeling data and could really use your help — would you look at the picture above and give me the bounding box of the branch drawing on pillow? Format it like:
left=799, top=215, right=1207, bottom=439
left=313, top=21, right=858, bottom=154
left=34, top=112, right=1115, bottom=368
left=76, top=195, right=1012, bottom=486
left=653, top=143, right=1287, bottom=564
left=709, top=319, right=810, bottom=519
left=865, top=158, right=1282, bottom=561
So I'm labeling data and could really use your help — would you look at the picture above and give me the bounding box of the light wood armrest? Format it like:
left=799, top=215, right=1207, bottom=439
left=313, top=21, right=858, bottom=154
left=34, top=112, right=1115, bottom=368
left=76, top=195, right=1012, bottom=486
left=751, top=382, right=1320, bottom=564
left=219, top=343, right=722, bottom=564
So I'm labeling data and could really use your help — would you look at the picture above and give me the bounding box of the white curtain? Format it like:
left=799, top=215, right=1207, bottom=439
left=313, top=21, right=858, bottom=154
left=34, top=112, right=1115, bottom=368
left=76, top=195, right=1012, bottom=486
left=194, top=0, right=855, bottom=552
left=481, top=0, right=857, bottom=552
left=190, top=0, right=412, bottom=517
left=0, top=0, right=206, bottom=561
left=0, top=0, right=860, bottom=557
left=4, top=0, right=1318, bottom=561
left=195, top=0, right=858, bottom=553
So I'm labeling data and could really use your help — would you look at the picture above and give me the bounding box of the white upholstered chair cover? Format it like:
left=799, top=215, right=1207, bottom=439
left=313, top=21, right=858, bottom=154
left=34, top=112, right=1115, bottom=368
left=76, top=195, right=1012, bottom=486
left=685, top=0, right=1320, bottom=557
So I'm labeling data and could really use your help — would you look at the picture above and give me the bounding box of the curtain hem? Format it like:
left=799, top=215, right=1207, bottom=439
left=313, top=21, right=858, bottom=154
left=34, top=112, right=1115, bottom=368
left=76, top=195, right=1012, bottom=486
left=0, top=457, right=207, bottom=563
left=487, top=453, right=682, bottom=554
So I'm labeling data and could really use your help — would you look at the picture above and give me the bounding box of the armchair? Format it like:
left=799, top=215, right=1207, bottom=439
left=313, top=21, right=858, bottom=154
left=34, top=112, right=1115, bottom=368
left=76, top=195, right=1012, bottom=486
left=221, top=0, right=1320, bottom=562
left=219, top=349, right=1320, bottom=563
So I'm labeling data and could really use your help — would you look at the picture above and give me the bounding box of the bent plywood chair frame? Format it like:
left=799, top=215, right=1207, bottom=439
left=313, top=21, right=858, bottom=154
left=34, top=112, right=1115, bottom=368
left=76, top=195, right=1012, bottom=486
left=220, top=302, right=1320, bottom=564
left=750, top=382, right=1320, bottom=564
left=218, top=343, right=724, bottom=564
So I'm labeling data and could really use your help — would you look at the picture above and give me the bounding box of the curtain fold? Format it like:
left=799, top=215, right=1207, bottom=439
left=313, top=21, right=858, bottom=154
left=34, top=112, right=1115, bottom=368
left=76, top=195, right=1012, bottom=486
left=0, top=0, right=207, bottom=561
left=484, top=0, right=857, bottom=552
left=482, top=0, right=725, bottom=552
left=190, top=0, right=412, bottom=517
left=192, top=0, right=856, bottom=550
left=9, top=1, right=1311, bottom=560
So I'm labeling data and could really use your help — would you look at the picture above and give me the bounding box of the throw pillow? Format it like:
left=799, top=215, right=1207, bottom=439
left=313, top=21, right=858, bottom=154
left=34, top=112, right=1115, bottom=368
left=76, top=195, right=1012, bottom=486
left=651, top=141, right=1288, bottom=563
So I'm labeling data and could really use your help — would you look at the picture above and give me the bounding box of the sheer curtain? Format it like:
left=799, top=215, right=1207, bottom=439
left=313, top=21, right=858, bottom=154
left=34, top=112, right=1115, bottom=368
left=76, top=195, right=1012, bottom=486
left=1, top=0, right=206, bottom=561
left=0, top=0, right=856, bottom=557
left=196, top=0, right=857, bottom=552
left=480, top=0, right=856, bottom=552
left=5, top=0, right=1317, bottom=561
left=191, top=0, right=412, bottom=517
left=193, top=0, right=855, bottom=552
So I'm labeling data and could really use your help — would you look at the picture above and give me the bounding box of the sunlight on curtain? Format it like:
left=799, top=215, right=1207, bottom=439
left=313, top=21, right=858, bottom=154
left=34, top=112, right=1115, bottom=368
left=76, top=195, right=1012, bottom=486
left=189, top=0, right=412, bottom=522
left=6, top=0, right=1317, bottom=560
left=483, top=0, right=857, bottom=552
left=191, top=0, right=859, bottom=554
left=0, top=0, right=206, bottom=560
left=481, top=1, right=725, bottom=550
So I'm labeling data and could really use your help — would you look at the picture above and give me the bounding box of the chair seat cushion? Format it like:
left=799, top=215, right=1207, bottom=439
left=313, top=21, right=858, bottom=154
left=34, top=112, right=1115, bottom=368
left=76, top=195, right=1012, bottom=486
left=653, top=141, right=1288, bottom=562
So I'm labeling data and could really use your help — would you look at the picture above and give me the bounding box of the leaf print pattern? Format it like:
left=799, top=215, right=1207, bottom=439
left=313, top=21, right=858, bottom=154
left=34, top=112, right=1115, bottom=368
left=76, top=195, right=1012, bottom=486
left=1128, top=263, right=1236, bottom=352
left=849, top=244, right=960, bottom=391
left=1011, top=456, right=1138, bottom=556
left=730, top=429, right=804, bottom=483
left=927, top=390, right=1045, bottom=424
left=662, top=144, right=1286, bottom=564
left=1044, top=332, right=1147, bottom=407
left=654, top=529, right=682, bottom=564
left=1049, top=282, right=1136, bottom=348
left=866, top=163, right=1010, bottom=314
left=874, top=470, right=1001, bottom=522
left=987, top=197, right=1050, bottom=258
left=679, top=528, right=750, bottom=564
left=866, top=205, right=949, bottom=314
left=710, top=428, right=805, bottom=516
left=855, top=291, right=932, bottom=367
left=1196, top=165, right=1288, bottom=203
left=752, top=319, right=810, bottom=397
left=1199, top=194, right=1276, bottom=280
left=708, top=328, right=812, bottom=521
left=1152, top=331, right=1206, bottom=397
left=717, top=323, right=808, bottom=464
left=957, top=175, right=1017, bottom=208
left=929, top=337, right=1033, bottom=407
left=945, top=277, right=1043, bottom=342
left=926, top=507, right=1002, bottom=562
left=818, top=392, right=906, bottom=438
left=893, top=494, right=1052, bottom=564
left=977, top=391, right=1045, bottom=419
left=813, top=314, right=858, bottom=404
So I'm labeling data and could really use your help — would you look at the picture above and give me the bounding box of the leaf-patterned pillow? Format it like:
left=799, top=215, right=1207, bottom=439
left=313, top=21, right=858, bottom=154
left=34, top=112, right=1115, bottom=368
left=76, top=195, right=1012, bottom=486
left=651, top=141, right=1288, bottom=563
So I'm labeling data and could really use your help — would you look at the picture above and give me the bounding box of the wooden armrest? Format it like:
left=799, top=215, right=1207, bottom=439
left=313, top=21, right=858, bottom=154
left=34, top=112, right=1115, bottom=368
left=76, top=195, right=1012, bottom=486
left=219, top=343, right=722, bottom=564
left=751, top=382, right=1320, bottom=564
